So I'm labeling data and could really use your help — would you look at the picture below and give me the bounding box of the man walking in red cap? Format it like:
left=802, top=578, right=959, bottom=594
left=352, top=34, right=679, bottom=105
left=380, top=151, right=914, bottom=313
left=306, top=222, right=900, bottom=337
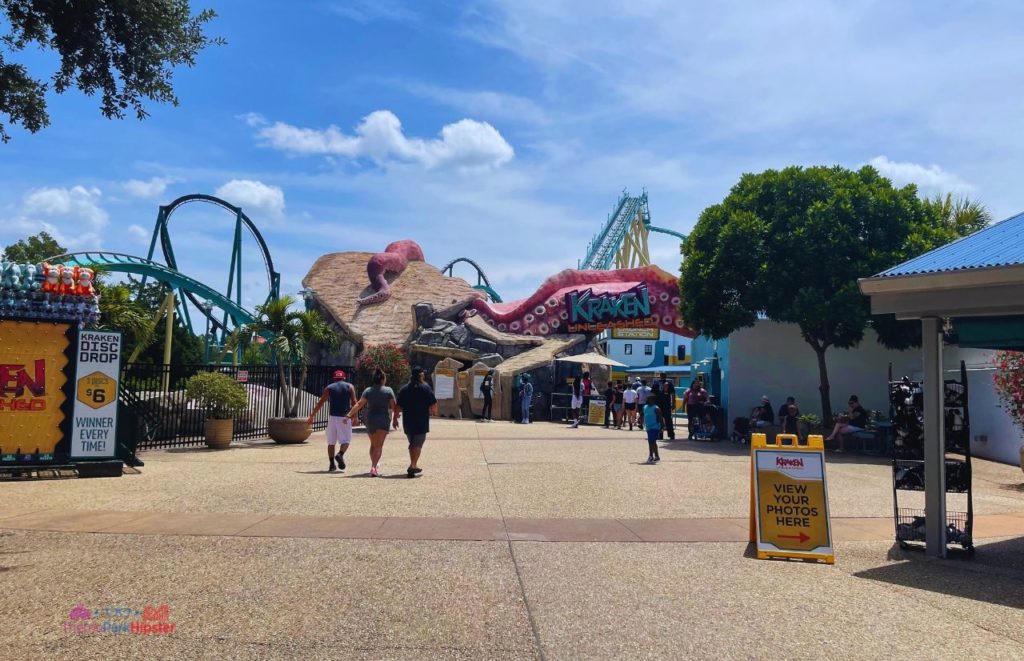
left=308, top=369, right=356, bottom=471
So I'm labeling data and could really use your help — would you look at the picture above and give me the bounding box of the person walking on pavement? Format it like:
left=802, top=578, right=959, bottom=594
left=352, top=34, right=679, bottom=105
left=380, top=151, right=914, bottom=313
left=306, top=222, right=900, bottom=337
left=346, top=368, right=399, bottom=477
left=479, top=370, right=494, bottom=422
left=658, top=381, right=677, bottom=440
left=621, top=382, right=638, bottom=430
left=635, top=379, right=651, bottom=430
left=643, top=397, right=663, bottom=464
left=307, top=369, right=356, bottom=472
left=520, top=374, right=534, bottom=424
left=395, top=367, right=438, bottom=478
left=569, top=375, right=583, bottom=428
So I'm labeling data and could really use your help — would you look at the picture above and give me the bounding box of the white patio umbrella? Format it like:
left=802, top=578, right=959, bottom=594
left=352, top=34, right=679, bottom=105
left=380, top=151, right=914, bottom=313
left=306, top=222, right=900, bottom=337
left=555, top=352, right=628, bottom=368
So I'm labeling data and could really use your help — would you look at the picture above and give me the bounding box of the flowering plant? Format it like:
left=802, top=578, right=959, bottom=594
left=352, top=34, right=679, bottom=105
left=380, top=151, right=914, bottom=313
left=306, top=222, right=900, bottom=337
left=992, top=351, right=1024, bottom=432
left=354, top=343, right=411, bottom=391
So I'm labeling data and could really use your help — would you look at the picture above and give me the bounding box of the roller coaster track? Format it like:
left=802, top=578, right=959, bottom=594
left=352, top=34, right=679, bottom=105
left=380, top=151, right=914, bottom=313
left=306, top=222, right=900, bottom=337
left=580, top=191, right=687, bottom=270
left=146, top=194, right=280, bottom=336
left=441, top=257, right=503, bottom=302
left=47, top=252, right=256, bottom=326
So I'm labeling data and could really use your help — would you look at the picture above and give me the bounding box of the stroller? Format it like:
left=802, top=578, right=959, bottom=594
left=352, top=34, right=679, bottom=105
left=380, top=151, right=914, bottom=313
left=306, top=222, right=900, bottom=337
left=691, top=404, right=721, bottom=441
left=731, top=416, right=751, bottom=444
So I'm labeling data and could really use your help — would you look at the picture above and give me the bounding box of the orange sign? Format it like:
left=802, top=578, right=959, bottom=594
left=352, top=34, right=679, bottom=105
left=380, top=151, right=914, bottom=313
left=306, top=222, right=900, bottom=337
left=0, top=321, right=69, bottom=455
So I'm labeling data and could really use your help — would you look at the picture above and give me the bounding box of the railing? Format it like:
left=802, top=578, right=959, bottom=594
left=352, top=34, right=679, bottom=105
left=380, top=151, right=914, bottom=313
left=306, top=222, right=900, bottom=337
left=119, top=364, right=350, bottom=449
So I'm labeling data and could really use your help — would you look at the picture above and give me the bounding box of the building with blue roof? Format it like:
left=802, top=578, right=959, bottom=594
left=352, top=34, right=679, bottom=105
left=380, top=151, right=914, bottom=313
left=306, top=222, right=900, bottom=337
left=860, top=209, right=1024, bottom=559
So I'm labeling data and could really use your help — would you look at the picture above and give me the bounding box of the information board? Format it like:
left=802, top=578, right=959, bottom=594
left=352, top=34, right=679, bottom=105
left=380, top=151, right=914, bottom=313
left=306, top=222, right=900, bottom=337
left=71, top=331, right=122, bottom=459
left=471, top=369, right=489, bottom=400
left=750, top=433, right=833, bottom=564
left=434, top=367, right=455, bottom=400
left=587, top=398, right=606, bottom=426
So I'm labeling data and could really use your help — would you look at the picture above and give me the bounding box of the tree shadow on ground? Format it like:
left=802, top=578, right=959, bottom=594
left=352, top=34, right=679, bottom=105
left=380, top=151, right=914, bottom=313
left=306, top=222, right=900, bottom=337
left=854, top=537, right=1024, bottom=609
left=657, top=436, right=892, bottom=466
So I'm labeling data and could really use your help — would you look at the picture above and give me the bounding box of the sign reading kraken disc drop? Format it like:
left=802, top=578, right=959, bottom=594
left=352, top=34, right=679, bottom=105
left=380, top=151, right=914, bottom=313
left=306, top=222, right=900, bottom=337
left=71, top=331, right=122, bottom=459
left=0, top=321, right=70, bottom=459
left=750, top=433, right=834, bottom=564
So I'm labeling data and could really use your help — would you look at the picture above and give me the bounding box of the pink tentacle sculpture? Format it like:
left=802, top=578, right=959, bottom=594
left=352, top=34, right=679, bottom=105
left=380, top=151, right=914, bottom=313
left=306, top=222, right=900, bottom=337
left=465, top=265, right=694, bottom=337
left=358, top=240, right=426, bottom=305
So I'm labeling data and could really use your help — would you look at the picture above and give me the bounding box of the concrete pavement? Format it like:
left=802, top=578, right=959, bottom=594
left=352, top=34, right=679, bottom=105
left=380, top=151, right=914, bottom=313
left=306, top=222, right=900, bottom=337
left=1, top=419, right=1023, bottom=659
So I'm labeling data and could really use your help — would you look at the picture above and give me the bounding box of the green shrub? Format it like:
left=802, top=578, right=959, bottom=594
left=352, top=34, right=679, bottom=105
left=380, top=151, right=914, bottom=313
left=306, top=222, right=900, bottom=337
left=185, top=372, right=248, bottom=419
left=354, top=343, right=411, bottom=391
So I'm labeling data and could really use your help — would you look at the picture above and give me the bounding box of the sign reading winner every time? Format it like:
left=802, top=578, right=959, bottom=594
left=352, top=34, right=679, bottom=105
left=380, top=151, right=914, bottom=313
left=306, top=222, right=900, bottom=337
left=565, top=284, right=657, bottom=333
left=71, top=331, right=122, bottom=459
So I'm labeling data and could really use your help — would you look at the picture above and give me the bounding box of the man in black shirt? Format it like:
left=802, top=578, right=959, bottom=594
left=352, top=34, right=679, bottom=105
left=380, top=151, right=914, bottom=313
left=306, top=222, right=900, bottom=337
left=826, top=394, right=869, bottom=452
left=603, top=383, right=616, bottom=428
left=395, top=367, right=438, bottom=477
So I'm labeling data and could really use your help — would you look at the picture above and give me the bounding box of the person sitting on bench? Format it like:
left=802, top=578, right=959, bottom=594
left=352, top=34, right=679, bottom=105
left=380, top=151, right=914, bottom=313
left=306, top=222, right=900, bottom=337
left=751, top=395, right=774, bottom=428
left=826, top=395, right=869, bottom=452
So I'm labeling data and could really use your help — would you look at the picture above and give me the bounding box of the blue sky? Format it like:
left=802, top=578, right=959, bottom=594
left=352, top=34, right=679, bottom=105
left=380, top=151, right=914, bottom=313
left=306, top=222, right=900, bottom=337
left=2, top=0, right=1023, bottom=308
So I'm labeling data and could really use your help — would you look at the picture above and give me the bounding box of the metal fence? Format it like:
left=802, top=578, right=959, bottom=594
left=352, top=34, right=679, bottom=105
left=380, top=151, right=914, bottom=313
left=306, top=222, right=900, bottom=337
left=120, top=364, right=350, bottom=449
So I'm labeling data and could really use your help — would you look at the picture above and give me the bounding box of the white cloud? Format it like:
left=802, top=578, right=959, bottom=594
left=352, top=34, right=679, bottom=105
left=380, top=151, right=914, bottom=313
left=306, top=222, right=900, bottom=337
left=329, top=0, right=415, bottom=23
left=123, top=176, right=173, bottom=199
left=249, top=110, right=515, bottom=170
left=868, top=156, right=974, bottom=195
left=404, top=83, right=549, bottom=125
left=127, top=224, right=150, bottom=244
left=214, top=179, right=286, bottom=217
left=23, top=185, right=108, bottom=231
left=0, top=185, right=109, bottom=252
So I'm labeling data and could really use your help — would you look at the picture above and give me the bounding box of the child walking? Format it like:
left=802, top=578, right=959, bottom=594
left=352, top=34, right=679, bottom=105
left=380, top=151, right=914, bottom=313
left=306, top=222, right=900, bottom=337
left=642, top=399, right=663, bottom=464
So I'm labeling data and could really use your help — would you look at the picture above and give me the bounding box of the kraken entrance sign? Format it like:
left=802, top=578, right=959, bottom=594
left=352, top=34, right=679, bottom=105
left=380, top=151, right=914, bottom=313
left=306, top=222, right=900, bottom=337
left=565, top=284, right=656, bottom=333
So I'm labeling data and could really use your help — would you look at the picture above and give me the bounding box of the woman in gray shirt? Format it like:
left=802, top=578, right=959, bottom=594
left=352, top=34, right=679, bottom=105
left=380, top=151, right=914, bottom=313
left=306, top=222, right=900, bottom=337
left=347, top=368, right=399, bottom=477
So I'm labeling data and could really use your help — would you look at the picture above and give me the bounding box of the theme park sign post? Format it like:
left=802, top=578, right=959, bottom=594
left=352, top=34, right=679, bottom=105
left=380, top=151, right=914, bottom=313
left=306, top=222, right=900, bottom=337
left=71, top=331, right=122, bottom=459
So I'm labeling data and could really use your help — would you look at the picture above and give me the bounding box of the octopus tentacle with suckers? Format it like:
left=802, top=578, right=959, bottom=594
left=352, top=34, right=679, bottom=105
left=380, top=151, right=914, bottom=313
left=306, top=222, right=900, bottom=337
left=464, top=265, right=693, bottom=337
left=357, top=240, right=426, bottom=305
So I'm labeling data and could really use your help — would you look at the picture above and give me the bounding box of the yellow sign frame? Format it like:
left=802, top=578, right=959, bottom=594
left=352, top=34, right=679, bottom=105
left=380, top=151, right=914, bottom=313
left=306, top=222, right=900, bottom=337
left=749, top=433, right=834, bottom=564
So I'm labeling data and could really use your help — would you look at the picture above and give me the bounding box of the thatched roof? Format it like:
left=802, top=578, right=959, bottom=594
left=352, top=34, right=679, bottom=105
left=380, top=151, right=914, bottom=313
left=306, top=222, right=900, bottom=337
left=303, top=251, right=483, bottom=347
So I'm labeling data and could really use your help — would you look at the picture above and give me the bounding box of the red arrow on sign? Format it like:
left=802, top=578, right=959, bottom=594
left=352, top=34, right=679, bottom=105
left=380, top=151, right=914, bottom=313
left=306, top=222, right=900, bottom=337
left=778, top=532, right=810, bottom=543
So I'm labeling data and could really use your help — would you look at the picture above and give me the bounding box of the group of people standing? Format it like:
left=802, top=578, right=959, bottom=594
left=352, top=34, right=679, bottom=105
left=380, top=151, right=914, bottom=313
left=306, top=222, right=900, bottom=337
left=308, top=367, right=438, bottom=478
left=567, top=372, right=682, bottom=463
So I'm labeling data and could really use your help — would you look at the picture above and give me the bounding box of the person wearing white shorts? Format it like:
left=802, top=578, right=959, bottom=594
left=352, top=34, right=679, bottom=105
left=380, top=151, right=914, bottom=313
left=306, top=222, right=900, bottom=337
left=308, top=370, right=357, bottom=472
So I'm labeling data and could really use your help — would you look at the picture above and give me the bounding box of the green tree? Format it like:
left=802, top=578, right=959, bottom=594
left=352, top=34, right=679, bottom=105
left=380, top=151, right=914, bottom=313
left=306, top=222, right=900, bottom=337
left=0, top=0, right=222, bottom=142
left=243, top=296, right=338, bottom=417
left=870, top=194, right=992, bottom=350
left=679, top=165, right=929, bottom=424
left=94, top=282, right=157, bottom=354
left=1, top=230, right=64, bottom=262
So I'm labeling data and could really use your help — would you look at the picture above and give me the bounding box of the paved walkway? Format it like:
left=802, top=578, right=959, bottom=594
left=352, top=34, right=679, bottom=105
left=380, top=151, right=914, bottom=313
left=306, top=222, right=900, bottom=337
left=2, top=419, right=1024, bottom=659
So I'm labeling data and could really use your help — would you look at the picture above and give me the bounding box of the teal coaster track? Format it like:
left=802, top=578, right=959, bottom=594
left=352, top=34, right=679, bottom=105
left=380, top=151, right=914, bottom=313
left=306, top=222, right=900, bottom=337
left=47, top=252, right=256, bottom=327
left=580, top=190, right=687, bottom=270
left=47, top=194, right=279, bottom=342
left=441, top=257, right=503, bottom=302
left=145, top=194, right=280, bottom=336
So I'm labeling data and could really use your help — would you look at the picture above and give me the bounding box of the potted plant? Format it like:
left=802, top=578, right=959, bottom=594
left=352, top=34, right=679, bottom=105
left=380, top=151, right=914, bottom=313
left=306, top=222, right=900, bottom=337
left=991, top=351, right=1024, bottom=475
left=798, top=413, right=822, bottom=440
left=245, top=295, right=338, bottom=443
left=185, top=372, right=248, bottom=449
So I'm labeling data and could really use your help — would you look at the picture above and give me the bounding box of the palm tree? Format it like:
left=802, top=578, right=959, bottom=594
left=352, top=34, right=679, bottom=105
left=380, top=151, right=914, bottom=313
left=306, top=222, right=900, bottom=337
left=244, top=296, right=337, bottom=417
left=95, top=283, right=157, bottom=354
left=924, top=193, right=992, bottom=237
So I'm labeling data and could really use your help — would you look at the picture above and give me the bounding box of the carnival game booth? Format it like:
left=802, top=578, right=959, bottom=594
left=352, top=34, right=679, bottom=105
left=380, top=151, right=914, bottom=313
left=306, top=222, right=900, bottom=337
left=0, top=261, right=126, bottom=478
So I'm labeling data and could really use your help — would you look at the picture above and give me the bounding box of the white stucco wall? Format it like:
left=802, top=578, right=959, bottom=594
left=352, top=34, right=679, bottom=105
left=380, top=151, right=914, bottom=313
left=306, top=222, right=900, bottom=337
left=726, top=320, right=1022, bottom=465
